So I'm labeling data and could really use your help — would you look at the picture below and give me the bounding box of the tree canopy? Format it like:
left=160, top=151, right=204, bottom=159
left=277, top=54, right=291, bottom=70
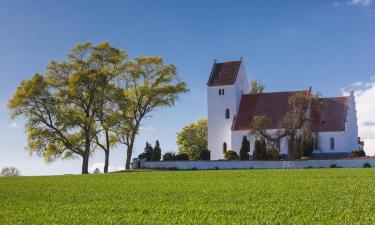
left=177, top=118, right=208, bottom=160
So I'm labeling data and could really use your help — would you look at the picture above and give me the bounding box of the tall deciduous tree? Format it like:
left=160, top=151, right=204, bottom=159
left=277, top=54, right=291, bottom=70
left=177, top=118, right=208, bottom=160
left=8, top=42, right=127, bottom=174
left=115, top=56, right=188, bottom=170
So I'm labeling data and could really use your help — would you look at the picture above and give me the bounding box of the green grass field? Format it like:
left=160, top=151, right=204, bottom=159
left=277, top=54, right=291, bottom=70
left=1, top=169, right=375, bottom=224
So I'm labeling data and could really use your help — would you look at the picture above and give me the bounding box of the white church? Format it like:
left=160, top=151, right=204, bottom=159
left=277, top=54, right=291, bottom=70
left=207, top=59, right=364, bottom=160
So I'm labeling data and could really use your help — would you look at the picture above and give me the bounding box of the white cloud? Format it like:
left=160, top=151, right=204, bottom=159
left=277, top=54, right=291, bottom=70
left=89, top=163, right=124, bottom=173
left=350, top=0, right=373, bottom=6
left=342, top=77, right=375, bottom=156
left=139, top=125, right=155, bottom=131
left=11, top=122, right=18, bottom=128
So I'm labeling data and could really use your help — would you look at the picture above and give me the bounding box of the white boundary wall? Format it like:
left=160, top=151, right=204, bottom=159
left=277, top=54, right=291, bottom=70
left=142, top=159, right=375, bottom=170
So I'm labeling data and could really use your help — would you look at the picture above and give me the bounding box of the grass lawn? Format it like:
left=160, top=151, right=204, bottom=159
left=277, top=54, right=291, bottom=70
left=1, top=169, right=375, bottom=224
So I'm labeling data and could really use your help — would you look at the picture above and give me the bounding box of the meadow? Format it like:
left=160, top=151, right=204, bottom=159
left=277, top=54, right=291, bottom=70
left=1, top=169, right=374, bottom=224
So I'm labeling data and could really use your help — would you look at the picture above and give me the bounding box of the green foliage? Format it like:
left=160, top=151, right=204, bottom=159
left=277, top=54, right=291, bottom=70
left=266, top=148, right=280, bottom=160
left=239, top=136, right=250, bottom=160
left=143, top=142, right=153, bottom=161
left=151, top=140, right=162, bottom=161
left=200, top=150, right=211, bottom=160
left=1, top=167, right=21, bottom=177
left=93, top=168, right=101, bottom=174
left=1, top=169, right=375, bottom=224
left=224, top=151, right=239, bottom=160
left=249, top=80, right=265, bottom=94
left=175, top=153, right=189, bottom=161
left=177, top=118, right=208, bottom=160
left=253, top=139, right=267, bottom=160
left=351, top=150, right=366, bottom=158
left=363, top=163, right=371, bottom=168
left=162, top=152, right=176, bottom=161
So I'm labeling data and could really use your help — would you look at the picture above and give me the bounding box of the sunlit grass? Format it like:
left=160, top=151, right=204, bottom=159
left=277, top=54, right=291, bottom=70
left=1, top=169, right=374, bottom=224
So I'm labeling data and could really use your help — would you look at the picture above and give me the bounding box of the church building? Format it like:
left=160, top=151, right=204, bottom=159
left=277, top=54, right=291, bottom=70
left=207, top=59, right=363, bottom=160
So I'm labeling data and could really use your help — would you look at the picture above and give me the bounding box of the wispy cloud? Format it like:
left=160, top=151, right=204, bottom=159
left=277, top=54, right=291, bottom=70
left=11, top=122, right=18, bottom=128
left=280, top=26, right=296, bottom=34
left=350, top=0, right=374, bottom=7
left=342, top=77, right=375, bottom=156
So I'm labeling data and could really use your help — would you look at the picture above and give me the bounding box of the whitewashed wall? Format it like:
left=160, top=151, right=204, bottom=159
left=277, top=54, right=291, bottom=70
left=142, top=159, right=375, bottom=170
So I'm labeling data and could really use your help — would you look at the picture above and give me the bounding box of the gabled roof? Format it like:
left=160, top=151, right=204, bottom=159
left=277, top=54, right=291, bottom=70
left=232, top=91, right=349, bottom=132
left=207, top=61, right=241, bottom=86
left=318, top=97, right=348, bottom=132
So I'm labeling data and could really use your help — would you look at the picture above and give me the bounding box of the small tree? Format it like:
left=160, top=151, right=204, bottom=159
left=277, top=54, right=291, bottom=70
left=249, top=80, right=265, bottom=94
left=1, top=167, right=21, bottom=176
left=151, top=140, right=162, bottom=161
left=93, top=168, right=101, bottom=174
left=253, top=139, right=267, bottom=160
left=239, top=136, right=250, bottom=160
left=144, top=142, right=153, bottom=161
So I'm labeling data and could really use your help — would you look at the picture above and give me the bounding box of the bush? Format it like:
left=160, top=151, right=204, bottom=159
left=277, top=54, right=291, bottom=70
left=363, top=163, right=371, bottom=168
left=301, top=138, right=314, bottom=157
left=266, top=148, right=279, bottom=160
left=163, top=152, right=176, bottom=161
left=301, top=157, right=312, bottom=160
left=330, top=164, right=337, bottom=168
left=253, top=139, right=267, bottom=160
left=350, top=150, right=366, bottom=158
left=200, top=150, right=210, bottom=160
left=239, top=136, right=250, bottom=160
left=224, top=150, right=239, bottom=160
left=175, top=153, right=189, bottom=161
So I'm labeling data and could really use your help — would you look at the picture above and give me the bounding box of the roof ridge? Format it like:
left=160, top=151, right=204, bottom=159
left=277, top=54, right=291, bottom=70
left=244, top=90, right=309, bottom=96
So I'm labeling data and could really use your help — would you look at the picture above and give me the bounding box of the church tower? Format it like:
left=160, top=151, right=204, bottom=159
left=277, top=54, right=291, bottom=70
left=207, top=59, right=249, bottom=160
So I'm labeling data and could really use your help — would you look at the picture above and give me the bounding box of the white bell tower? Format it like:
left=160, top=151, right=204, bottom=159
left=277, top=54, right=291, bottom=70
left=207, top=58, right=249, bottom=160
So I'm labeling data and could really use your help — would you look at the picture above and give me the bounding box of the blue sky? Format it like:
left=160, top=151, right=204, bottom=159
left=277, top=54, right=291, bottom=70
left=1, top=0, right=375, bottom=175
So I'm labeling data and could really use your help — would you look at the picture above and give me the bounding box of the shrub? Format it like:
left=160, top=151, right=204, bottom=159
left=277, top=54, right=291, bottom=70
left=138, top=152, right=147, bottom=160
left=301, top=157, right=312, bottom=160
left=253, top=139, right=267, bottom=160
left=350, top=150, right=366, bottom=158
left=330, top=164, right=337, bottom=168
left=301, top=138, right=314, bottom=157
left=175, top=153, right=189, bottom=161
left=363, top=163, right=371, bottom=168
left=200, top=150, right=210, bottom=160
left=163, top=152, right=176, bottom=161
left=224, top=150, right=239, bottom=160
left=266, top=148, right=279, bottom=160
left=239, top=136, right=250, bottom=160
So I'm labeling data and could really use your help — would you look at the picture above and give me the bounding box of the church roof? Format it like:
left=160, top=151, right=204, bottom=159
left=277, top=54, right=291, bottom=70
left=318, top=97, right=348, bottom=132
left=232, top=91, right=349, bottom=132
left=207, top=61, right=241, bottom=86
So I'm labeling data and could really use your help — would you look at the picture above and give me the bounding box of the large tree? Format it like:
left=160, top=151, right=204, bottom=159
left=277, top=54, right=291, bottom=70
left=114, top=56, right=188, bottom=170
left=8, top=42, right=126, bottom=174
left=249, top=90, right=320, bottom=159
left=177, top=118, right=208, bottom=160
left=249, top=80, right=265, bottom=94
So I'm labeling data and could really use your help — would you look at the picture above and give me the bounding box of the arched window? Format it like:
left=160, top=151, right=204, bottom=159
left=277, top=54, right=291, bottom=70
left=222, top=89, right=225, bottom=95
left=223, top=142, right=227, bottom=153
left=330, top=137, right=335, bottom=150
left=219, top=89, right=222, bottom=95
left=225, top=108, right=230, bottom=119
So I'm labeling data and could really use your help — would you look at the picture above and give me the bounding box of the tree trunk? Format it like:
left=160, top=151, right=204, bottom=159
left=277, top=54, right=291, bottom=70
left=104, top=150, right=109, bottom=173
left=103, top=129, right=110, bottom=173
left=82, top=152, right=89, bottom=174
left=125, top=135, right=136, bottom=170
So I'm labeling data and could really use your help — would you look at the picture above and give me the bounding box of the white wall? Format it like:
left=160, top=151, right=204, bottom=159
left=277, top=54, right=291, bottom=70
left=143, top=159, right=375, bottom=170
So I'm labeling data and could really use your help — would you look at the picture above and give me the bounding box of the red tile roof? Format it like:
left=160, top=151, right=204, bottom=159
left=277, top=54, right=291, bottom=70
left=233, top=91, right=308, bottom=130
left=207, top=61, right=241, bottom=86
left=232, top=92, right=349, bottom=132
left=318, top=97, right=348, bottom=132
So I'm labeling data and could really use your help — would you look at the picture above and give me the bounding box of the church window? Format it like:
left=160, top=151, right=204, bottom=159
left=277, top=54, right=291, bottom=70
left=225, top=108, right=230, bottom=119
left=219, top=89, right=222, bottom=95
left=222, top=89, right=225, bottom=95
left=330, top=137, right=335, bottom=150
left=223, top=142, right=227, bottom=153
